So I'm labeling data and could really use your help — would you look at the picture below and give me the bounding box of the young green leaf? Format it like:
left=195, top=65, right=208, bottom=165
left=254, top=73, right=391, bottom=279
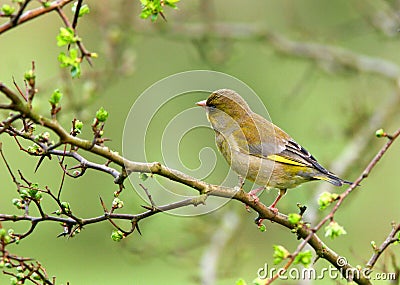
left=72, top=2, right=90, bottom=17
left=1, top=4, right=15, bottom=16
left=12, top=198, right=24, bottom=209
left=258, top=224, right=266, bottom=232
left=112, top=198, right=124, bottom=209
left=111, top=229, right=124, bottom=242
left=139, top=0, right=179, bottom=21
left=325, top=221, right=347, bottom=239
left=58, top=48, right=82, bottom=78
left=49, top=89, right=63, bottom=105
left=96, top=107, right=109, bottom=122
left=370, top=241, right=378, bottom=251
left=24, top=69, right=35, bottom=84
left=293, top=251, right=312, bottom=267
left=318, top=192, right=339, bottom=210
left=272, top=245, right=290, bottom=265
left=56, top=27, right=80, bottom=46
left=235, top=279, right=247, bottom=285
left=61, top=201, right=71, bottom=214
left=27, top=144, right=40, bottom=154
left=74, top=120, right=83, bottom=133
left=375, top=128, right=385, bottom=138
left=165, top=0, right=180, bottom=8
left=0, top=228, right=6, bottom=238
left=288, top=213, right=302, bottom=225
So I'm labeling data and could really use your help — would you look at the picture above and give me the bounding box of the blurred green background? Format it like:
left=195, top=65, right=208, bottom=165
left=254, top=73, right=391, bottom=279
left=0, top=0, right=399, bottom=284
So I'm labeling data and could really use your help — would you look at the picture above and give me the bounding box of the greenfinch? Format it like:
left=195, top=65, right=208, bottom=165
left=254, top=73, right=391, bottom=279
left=196, top=89, right=350, bottom=211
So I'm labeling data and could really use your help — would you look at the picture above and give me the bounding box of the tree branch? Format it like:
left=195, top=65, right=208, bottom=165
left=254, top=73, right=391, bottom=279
left=366, top=223, right=400, bottom=269
left=138, top=23, right=400, bottom=80
left=306, top=90, right=400, bottom=224
left=263, top=127, right=400, bottom=285
left=1, top=79, right=399, bottom=285
left=11, top=0, right=32, bottom=26
left=0, top=0, right=74, bottom=35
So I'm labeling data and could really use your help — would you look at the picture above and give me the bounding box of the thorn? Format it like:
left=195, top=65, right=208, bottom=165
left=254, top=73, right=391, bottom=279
left=99, top=196, right=108, bottom=212
left=57, top=232, right=67, bottom=238
left=68, top=164, right=82, bottom=170
left=135, top=222, right=142, bottom=235
left=141, top=205, right=153, bottom=211
left=34, top=155, right=46, bottom=173
left=159, top=11, right=167, bottom=22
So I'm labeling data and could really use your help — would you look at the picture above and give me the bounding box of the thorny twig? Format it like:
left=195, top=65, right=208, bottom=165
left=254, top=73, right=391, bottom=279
left=366, top=223, right=400, bottom=269
left=264, top=127, right=400, bottom=285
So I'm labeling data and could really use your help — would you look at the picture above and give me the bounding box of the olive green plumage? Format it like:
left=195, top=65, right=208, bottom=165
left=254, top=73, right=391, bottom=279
left=197, top=89, right=350, bottom=208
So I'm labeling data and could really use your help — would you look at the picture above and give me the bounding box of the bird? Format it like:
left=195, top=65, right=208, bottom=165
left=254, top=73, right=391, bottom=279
left=196, top=89, right=351, bottom=213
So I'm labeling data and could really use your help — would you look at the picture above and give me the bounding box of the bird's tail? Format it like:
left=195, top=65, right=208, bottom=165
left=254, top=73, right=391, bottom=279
left=313, top=173, right=353, bottom=187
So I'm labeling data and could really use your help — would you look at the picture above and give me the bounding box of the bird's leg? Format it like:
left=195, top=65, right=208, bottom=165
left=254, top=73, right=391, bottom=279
left=245, top=186, right=265, bottom=212
left=237, top=176, right=245, bottom=189
left=248, top=188, right=286, bottom=219
left=255, top=189, right=287, bottom=227
left=248, top=186, right=265, bottom=203
left=268, top=189, right=287, bottom=214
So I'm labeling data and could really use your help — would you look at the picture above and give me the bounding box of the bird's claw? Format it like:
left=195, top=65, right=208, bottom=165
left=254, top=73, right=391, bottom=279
left=247, top=186, right=264, bottom=204
left=245, top=192, right=260, bottom=212
left=246, top=188, right=264, bottom=212
left=249, top=193, right=260, bottom=203
left=268, top=206, right=279, bottom=215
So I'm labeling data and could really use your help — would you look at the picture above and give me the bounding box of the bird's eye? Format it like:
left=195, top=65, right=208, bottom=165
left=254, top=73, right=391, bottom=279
left=208, top=104, right=216, bottom=109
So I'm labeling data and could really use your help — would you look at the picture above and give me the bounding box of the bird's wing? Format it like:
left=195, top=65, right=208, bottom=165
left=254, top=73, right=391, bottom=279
left=247, top=139, right=319, bottom=169
left=238, top=113, right=330, bottom=174
left=225, top=110, right=348, bottom=186
left=278, top=139, right=329, bottom=174
left=235, top=112, right=287, bottom=155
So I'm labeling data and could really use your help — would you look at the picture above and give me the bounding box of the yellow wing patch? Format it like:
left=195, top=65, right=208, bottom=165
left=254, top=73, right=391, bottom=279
left=313, top=175, right=331, bottom=182
left=267, top=154, right=308, bottom=167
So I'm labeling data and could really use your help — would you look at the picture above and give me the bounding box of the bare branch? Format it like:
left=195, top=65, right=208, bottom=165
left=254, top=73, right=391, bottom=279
left=366, top=223, right=400, bottom=269
left=141, top=23, right=400, bottom=80
left=11, top=0, right=32, bottom=26
left=265, top=32, right=400, bottom=80
left=264, top=127, right=400, bottom=285
left=0, top=141, right=18, bottom=185
left=0, top=113, right=22, bottom=134
left=71, top=0, right=83, bottom=29
left=0, top=0, right=74, bottom=35
left=0, top=82, right=25, bottom=106
left=139, top=183, right=157, bottom=210
left=55, top=5, right=93, bottom=65
left=305, top=90, right=400, bottom=231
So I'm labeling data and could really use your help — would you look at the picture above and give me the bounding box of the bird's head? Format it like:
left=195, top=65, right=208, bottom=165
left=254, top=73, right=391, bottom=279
left=196, top=89, right=253, bottom=135
left=196, top=89, right=251, bottom=119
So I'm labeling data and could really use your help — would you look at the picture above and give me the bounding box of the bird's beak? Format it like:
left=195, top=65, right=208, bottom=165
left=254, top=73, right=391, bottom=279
left=196, top=100, right=207, bottom=107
